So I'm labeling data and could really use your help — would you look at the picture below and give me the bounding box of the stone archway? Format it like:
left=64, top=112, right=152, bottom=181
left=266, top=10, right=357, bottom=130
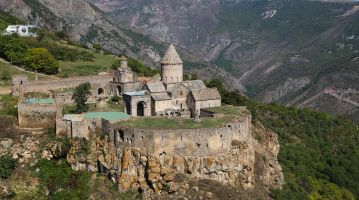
left=98, top=88, right=104, bottom=95
left=117, top=86, right=122, bottom=95
left=137, top=102, right=145, bottom=116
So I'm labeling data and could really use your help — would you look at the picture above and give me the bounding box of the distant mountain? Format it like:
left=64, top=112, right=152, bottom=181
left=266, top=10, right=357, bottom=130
left=0, top=0, right=240, bottom=86
left=87, top=0, right=359, bottom=122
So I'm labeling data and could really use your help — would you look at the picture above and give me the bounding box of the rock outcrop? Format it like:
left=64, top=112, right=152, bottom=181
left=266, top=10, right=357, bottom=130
left=39, top=121, right=284, bottom=199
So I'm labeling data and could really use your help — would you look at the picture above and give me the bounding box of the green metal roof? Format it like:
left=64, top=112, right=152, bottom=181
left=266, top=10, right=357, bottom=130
left=28, top=99, right=56, bottom=104
left=84, top=112, right=132, bottom=121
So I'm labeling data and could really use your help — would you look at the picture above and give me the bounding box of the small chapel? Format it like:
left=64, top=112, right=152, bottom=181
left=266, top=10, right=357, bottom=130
left=122, top=43, right=221, bottom=117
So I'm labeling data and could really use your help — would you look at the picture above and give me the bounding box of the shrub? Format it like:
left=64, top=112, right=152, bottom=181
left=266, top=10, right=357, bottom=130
left=255, top=135, right=262, bottom=143
left=111, top=95, right=122, bottom=102
left=55, top=31, right=69, bottom=40
left=2, top=70, right=10, bottom=80
left=0, top=151, right=19, bottom=179
left=183, top=74, right=190, bottom=81
left=93, top=44, right=101, bottom=53
left=24, top=48, right=60, bottom=74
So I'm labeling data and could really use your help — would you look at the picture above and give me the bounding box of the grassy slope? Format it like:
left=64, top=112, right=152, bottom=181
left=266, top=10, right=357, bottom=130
left=0, top=61, right=53, bottom=87
left=120, top=106, right=245, bottom=130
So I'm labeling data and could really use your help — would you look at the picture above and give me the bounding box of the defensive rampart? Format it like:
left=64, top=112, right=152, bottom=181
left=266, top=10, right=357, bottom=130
left=12, top=74, right=112, bottom=96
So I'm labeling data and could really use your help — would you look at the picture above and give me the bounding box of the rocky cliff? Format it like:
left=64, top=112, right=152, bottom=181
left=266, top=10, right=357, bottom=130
left=39, top=122, right=284, bottom=199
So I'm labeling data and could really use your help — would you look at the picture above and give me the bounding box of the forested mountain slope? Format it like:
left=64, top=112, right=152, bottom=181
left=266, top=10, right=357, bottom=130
left=87, top=0, right=359, bottom=122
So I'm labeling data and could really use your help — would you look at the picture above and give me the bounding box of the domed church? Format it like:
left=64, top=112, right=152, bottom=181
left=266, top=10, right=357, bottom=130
left=122, top=43, right=221, bottom=118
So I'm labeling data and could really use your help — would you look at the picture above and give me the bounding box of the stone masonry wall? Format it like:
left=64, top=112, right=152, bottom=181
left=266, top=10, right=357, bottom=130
left=18, top=103, right=58, bottom=128
left=12, top=74, right=112, bottom=96
left=45, top=110, right=284, bottom=198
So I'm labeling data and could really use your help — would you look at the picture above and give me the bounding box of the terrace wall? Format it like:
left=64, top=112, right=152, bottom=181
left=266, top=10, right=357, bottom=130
left=106, top=115, right=251, bottom=157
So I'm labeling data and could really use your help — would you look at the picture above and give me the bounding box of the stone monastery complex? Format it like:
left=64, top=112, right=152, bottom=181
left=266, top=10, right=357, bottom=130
left=10, top=43, right=284, bottom=197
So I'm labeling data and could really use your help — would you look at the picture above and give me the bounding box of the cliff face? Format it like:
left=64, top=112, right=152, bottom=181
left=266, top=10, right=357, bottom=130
left=39, top=121, right=284, bottom=199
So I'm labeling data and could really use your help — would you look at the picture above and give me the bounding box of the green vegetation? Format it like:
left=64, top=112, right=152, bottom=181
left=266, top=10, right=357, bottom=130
left=110, top=95, right=122, bottom=103
left=208, top=79, right=359, bottom=199
left=215, top=1, right=353, bottom=42
left=183, top=74, right=190, bottom=81
left=204, top=106, right=244, bottom=115
left=0, top=62, right=53, bottom=82
left=0, top=9, right=24, bottom=31
left=93, top=44, right=102, bottom=53
left=0, top=35, right=29, bottom=64
left=0, top=95, right=18, bottom=117
left=191, top=73, right=197, bottom=80
left=32, top=159, right=91, bottom=199
left=54, top=31, right=69, bottom=40
left=121, top=115, right=237, bottom=130
left=112, top=54, right=161, bottom=77
left=0, top=151, right=19, bottom=179
left=24, top=48, right=59, bottom=74
left=72, top=82, right=92, bottom=114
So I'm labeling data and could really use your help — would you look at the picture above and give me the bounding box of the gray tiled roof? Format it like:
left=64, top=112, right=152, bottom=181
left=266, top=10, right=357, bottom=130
left=191, top=88, right=221, bottom=101
left=151, top=93, right=172, bottom=101
left=145, top=82, right=166, bottom=93
left=161, top=43, right=183, bottom=65
left=184, top=80, right=207, bottom=90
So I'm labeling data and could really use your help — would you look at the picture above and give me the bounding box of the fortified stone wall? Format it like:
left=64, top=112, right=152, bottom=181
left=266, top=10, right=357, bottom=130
left=12, top=74, right=112, bottom=96
left=104, top=115, right=251, bottom=158
left=54, top=90, right=102, bottom=106
left=62, top=115, right=257, bottom=197
left=18, top=103, right=58, bottom=128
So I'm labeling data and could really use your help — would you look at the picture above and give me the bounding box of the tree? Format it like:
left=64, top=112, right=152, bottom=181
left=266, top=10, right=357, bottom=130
left=183, top=74, right=190, bottom=81
left=0, top=35, right=29, bottom=63
left=0, top=151, right=19, bottom=179
left=191, top=73, right=198, bottom=80
left=24, top=48, right=59, bottom=74
left=37, top=32, right=45, bottom=42
left=93, top=44, right=101, bottom=53
left=55, top=31, right=69, bottom=40
left=72, top=82, right=92, bottom=114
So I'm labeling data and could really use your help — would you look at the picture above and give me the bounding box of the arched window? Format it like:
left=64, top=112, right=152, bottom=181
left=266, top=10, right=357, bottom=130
left=171, top=77, right=173, bottom=82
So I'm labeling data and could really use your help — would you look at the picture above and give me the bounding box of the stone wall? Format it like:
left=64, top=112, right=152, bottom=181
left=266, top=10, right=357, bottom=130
left=12, top=74, right=112, bottom=96
left=18, top=103, right=58, bottom=128
left=63, top=115, right=257, bottom=196
left=56, top=114, right=103, bottom=140
left=54, top=90, right=100, bottom=106
left=109, top=82, right=141, bottom=96
left=104, top=116, right=251, bottom=158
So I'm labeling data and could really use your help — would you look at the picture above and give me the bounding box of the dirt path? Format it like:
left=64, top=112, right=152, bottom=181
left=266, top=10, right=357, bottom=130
left=0, top=60, right=58, bottom=79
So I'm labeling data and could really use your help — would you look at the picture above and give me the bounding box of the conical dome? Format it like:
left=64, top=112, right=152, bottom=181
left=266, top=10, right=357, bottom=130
left=161, top=43, right=183, bottom=65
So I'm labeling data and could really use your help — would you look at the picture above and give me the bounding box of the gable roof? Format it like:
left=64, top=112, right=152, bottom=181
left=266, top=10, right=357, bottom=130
left=161, top=43, right=183, bottom=65
left=151, top=93, right=172, bottom=101
left=184, top=80, right=207, bottom=90
left=190, top=88, right=221, bottom=101
left=144, top=82, right=166, bottom=93
left=167, top=82, right=186, bottom=94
